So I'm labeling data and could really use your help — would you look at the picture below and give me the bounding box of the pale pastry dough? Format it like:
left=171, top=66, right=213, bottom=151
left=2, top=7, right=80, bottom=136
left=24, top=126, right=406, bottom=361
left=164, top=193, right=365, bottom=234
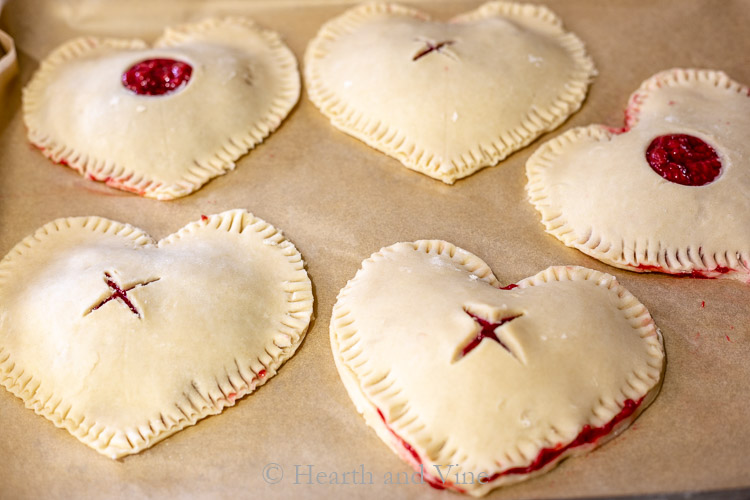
left=23, top=18, right=300, bottom=200
left=331, top=241, right=663, bottom=496
left=305, top=2, right=595, bottom=184
left=527, top=69, right=750, bottom=283
left=0, top=210, right=313, bottom=458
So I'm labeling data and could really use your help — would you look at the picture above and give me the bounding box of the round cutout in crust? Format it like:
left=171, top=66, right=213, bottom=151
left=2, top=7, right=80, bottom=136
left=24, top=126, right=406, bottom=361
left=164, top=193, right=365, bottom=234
left=305, top=2, right=595, bottom=184
left=0, top=210, right=313, bottom=458
left=330, top=240, right=664, bottom=496
left=526, top=69, right=750, bottom=283
left=23, top=18, right=300, bottom=200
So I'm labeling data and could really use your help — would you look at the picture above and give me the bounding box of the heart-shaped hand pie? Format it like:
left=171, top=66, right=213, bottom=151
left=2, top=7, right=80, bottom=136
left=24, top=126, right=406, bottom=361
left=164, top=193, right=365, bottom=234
left=305, top=2, right=595, bottom=184
left=0, top=210, right=313, bottom=458
left=527, top=69, right=750, bottom=282
left=23, top=18, right=300, bottom=199
left=331, top=241, right=663, bottom=496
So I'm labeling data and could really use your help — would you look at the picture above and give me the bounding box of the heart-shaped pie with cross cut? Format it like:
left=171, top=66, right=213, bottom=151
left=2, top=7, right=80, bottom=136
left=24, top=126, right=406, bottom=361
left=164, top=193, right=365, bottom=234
left=305, top=2, right=595, bottom=184
left=0, top=210, right=312, bottom=458
left=331, top=241, right=664, bottom=496
left=527, top=69, right=750, bottom=282
left=23, top=18, right=300, bottom=199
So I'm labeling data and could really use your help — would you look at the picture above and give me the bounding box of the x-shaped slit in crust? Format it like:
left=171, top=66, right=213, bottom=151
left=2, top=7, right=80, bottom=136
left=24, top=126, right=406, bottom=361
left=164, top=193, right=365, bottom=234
left=456, top=309, right=523, bottom=361
left=86, top=272, right=160, bottom=318
left=412, top=38, right=456, bottom=61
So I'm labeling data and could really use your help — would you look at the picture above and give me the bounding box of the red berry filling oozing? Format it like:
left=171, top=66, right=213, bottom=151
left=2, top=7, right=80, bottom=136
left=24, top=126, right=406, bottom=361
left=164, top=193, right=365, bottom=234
left=376, top=396, right=643, bottom=491
left=645, top=134, right=721, bottom=186
left=122, top=58, right=193, bottom=96
left=635, top=263, right=733, bottom=278
left=376, top=408, right=466, bottom=492
left=483, top=397, right=642, bottom=482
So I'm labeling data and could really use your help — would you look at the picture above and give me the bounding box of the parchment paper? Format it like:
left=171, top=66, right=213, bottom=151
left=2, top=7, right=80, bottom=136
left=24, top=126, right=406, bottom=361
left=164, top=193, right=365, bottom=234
left=0, top=1, right=748, bottom=498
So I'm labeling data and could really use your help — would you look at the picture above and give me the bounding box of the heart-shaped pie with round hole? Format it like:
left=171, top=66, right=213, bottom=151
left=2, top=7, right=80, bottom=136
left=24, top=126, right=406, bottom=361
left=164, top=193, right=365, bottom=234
left=305, top=2, right=595, bottom=184
left=23, top=18, right=300, bottom=200
left=0, top=210, right=313, bottom=458
left=527, top=69, right=750, bottom=283
left=330, top=241, right=664, bottom=496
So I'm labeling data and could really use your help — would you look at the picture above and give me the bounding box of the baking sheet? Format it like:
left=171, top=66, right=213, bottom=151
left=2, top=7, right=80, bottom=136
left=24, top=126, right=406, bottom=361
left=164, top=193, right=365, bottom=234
left=1, top=0, right=749, bottom=498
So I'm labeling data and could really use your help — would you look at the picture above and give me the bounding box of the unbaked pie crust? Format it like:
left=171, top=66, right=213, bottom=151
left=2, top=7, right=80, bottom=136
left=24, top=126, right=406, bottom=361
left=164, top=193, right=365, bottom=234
left=305, top=1, right=595, bottom=184
left=0, top=210, right=313, bottom=458
left=330, top=240, right=664, bottom=496
left=23, top=18, right=300, bottom=199
left=527, top=69, right=750, bottom=283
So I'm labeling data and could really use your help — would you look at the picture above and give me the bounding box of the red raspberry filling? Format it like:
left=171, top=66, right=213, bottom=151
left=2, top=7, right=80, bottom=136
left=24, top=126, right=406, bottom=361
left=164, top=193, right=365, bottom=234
left=645, top=134, right=721, bottom=186
left=377, top=396, right=642, bottom=491
left=376, top=408, right=465, bottom=492
left=90, top=272, right=159, bottom=318
left=122, top=58, right=193, bottom=96
left=461, top=311, right=522, bottom=359
left=635, top=263, right=733, bottom=279
left=484, top=397, right=641, bottom=482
